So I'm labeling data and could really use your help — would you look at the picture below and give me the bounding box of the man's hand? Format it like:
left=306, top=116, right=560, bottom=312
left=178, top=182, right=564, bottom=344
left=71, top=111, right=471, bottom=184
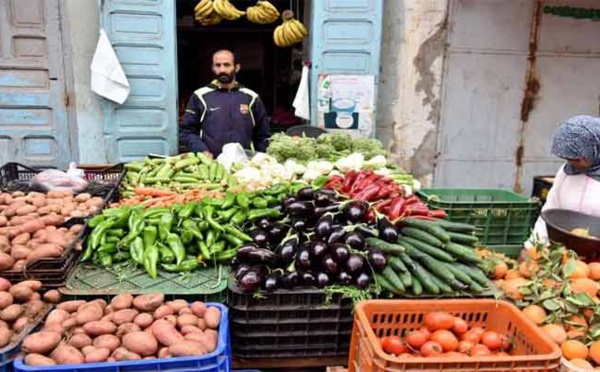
left=203, top=151, right=214, bottom=160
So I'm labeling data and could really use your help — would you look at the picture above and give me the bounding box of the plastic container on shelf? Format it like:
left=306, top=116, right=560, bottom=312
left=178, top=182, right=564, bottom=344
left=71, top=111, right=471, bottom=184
left=14, top=303, right=230, bottom=372
left=348, top=299, right=561, bottom=372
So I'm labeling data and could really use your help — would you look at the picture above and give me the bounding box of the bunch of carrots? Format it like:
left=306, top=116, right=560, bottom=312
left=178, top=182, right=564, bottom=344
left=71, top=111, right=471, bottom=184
left=110, top=187, right=226, bottom=209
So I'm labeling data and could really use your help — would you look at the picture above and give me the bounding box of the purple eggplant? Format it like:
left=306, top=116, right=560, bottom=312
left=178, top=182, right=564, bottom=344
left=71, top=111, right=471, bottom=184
left=292, top=219, right=307, bottom=232
left=316, top=272, right=330, bottom=288
left=356, top=225, right=378, bottom=238
left=344, top=201, right=368, bottom=223
left=321, top=254, right=340, bottom=275
left=230, top=256, right=241, bottom=268
left=283, top=196, right=298, bottom=208
left=263, top=272, right=281, bottom=292
left=276, top=239, right=298, bottom=265
left=297, top=187, right=315, bottom=201
left=268, top=223, right=287, bottom=244
left=345, top=253, right=365, bottom=274
left=281, top=271, right=299, bottom=289
left=315, top=214, right=334, bottom=238
left=315, top=204, right=340, bottom=215
left=238, top=247, right=277, bottom=265
left=355, top=272, right=371, bottom=289
left=236, top=244, right=259, bottom=261
left=235, top=264, right=251, bottom=281
left=337, top=271, right=352, bottom=285
left=300, top=271, right=316, bottom=286
left=250, top=229, right=269, bottom=247
left=367, top=249, right=387, bottom=272
left=295, top=248, right=312, bottom=270
left=286, top=201, right=313, bottom=216
left=314, top=192, right=336, bottom=207
left=327, top=227, right=346, bottom=245
left=257, top=218, right=271, bottom=230
left=310, top=240, right=328, bottom=258
left=238, top=268, right=264, bottom=293
left=378, top=217, right=399, bottom=243
left=344, top=231, right=365, bottom=250
left=330, top=243, right=350, bottom=262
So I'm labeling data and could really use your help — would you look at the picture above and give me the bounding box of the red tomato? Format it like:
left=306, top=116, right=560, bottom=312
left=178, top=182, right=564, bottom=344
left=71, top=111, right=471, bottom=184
left=425, top=312, right=455, bottom=331
left=420, top=341, right=443, bottom=357
left=405, top=330, right=428, bottom=350
left=381, top=335, right=406, bottom=355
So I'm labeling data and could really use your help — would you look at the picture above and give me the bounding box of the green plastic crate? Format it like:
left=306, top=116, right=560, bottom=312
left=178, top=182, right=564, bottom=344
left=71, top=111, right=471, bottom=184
left=418, top=188, right=540, bottom=248
left=60, top=262, right=228, bottom=303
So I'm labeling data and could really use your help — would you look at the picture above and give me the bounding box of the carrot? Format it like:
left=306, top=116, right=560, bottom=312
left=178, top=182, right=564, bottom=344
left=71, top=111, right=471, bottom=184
left=134, top=187, right=175, bottom=197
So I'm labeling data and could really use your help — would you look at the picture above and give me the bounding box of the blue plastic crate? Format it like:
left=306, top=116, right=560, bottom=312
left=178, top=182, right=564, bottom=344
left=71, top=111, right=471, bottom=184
left=14, top=303, right=230, bottom=372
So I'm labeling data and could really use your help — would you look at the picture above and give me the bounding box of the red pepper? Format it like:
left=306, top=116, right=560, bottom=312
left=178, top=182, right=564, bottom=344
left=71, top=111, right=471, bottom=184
left=355, top=183, right=381, bottom=201
left=357, top=174, right=383, bottom=191
left=376, top=183, right=400, bottom=200
left=342, top=171, right=358, bottom=192
left=407, top=215, right=436, bottom=221
left=404, top=195, right=420, bottom=205
left=374, top=199, right=392, bottom=213
left=388, top=197, right=405, bottom=220
left=349, top=171, right=371, bottom=195
left=404, top=205, right=430, bottom=217
left=428, top=210, right=447, bottom=219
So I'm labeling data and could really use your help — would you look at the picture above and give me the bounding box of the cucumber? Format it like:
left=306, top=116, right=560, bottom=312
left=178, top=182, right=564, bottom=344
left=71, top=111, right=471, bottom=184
left=444, top=263, right=474, bottom=285
left=447, top=231, right=479, bottom=246
left=469, top=281, right=484, bottom=293
left=427, top=269, right=453, bottom=294
left=402, top=218, right=451, bottom=242
left=401, top=227, right=443, bottom=247
left=398, top=252, right=416, bottom=271
left=444, top=242, right=482, bottom=264
left=389, top=257, right=413, bottom=288
left=382, top=266, right=406, bottom=293
left=375, top=274, right=401, bottom=295
left=434, top=220, right=480, bottom=233
left=454, top=262, right=491, bottom=287
left=399, top=237, right=454, bottom=263
left=366, top=238, right=405, bottom=255
left=410, top=261, right=440, bottom=295
left=402, top=242, right=456, bottom=283
left=411, top=277, right=423, bottom=296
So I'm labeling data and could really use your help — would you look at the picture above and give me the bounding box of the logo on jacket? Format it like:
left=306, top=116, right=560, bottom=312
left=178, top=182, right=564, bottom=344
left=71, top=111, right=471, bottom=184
left=209, top=107, right=221, bottom=112
left=240, top=104, right=249, bottom=115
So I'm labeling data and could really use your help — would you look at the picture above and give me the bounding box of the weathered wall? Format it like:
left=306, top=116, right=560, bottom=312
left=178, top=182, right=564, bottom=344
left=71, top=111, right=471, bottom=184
left=377, top=0, right=448, bottom=186
left=64, top=0, right=107, bottom=163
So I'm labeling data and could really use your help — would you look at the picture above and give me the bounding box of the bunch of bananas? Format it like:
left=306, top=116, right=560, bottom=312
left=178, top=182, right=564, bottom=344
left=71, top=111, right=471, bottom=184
left=246, top=1, right=280, bottom=24
left=273, top=10, right=308, bottom=47
left=193, top=0, right=223, bottom=26
left=213, top=0, right=245, bottom=21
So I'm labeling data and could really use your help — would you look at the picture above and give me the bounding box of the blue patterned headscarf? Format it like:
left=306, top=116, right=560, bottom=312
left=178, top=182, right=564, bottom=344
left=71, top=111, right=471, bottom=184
left=551, top=115, right=600, bottom=181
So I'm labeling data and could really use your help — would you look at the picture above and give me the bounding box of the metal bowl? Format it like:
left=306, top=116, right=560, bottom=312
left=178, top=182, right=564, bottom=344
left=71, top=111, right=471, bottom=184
left=541, top=209, right=600, bottom=258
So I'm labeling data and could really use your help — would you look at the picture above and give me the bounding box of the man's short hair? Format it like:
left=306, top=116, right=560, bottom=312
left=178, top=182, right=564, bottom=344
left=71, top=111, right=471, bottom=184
left=212, top=49, right=237, bottom=65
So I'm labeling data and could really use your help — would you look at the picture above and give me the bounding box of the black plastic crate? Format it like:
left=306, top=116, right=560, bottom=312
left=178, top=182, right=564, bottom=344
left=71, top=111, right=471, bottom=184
left=532, top=175, right=554, bottom=204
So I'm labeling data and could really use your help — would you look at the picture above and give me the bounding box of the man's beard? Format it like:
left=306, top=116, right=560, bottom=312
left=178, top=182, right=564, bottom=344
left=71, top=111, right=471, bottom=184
left=217, top=73, right=235, bottom=84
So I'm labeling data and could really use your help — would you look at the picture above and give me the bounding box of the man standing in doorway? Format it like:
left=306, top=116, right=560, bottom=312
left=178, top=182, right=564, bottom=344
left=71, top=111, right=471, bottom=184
left=180, top=49, right=270, bottom=157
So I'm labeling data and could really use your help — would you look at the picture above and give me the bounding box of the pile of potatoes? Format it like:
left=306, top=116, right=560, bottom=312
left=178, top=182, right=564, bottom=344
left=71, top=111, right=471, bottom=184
left=0, top=279, right=59, bottom=349
left=22, top=293, right=222, bottom=366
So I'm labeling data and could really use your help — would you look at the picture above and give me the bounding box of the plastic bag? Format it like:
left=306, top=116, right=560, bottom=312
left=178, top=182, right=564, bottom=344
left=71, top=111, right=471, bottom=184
left=30, top=163, right=88, bottom=192
left=217, top=143, right=248, bottom=171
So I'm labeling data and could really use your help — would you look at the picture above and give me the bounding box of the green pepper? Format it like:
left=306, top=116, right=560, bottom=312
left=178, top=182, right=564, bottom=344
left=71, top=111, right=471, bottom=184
left=161, top=258, right=199, bottom=273
left=124, top=162, right=144, bottom=172
left=143, top=207, right=170, bottom=219
left=215, top=163, right=225, bottom=181
left=252, top=197, right=268, bottom=209
left=217, top=208, right=238, bottom=222
left=248, top=208, right=281, bottom=221
left=230, top=210, right=248, bottom=225
left=263, top=183, right=288, bottom=195
left=174, top=157, right=200, bottom=170
left=121, top=213, right=145, bottom=246
left=204, top=198, right=224, bottom=208
left=88, top=215, right=105, bottom=228
left=144, top=177, right=172, bottom=184
left=224, top=225, right=253, bottom=242
left=178, top=204, right=195, bottom=219
left=197, top=221, right=209, bottom=232
left=204, top=206, right=224, bottom=232
left=209, top=240, right=226, bottom=255
left=112, top=208, right=131, bottom=229
left=173, top=176, right=199, bottom=184
left=194, top=204, right=204, bottom=218
left=197, top=241, right=211, bottom=260
left=181, top=230, right=194, bottom=244
left=198, top=164, right=209, bottom=180
left=114, top=251, right=131, bottom=262
left=208, top=162, right=218, bottom=181
left=197, top=152, right=212, bottom=165
left=159, top=213, right=174, bottom=241
left=81, top=238, right=94, bottom=262
left=99, top=253, right=113, bottom=268
left=90, top=220, right=114, bottom=249
left=236, top=193, right=250, bottom=209
left=221, top=192, right=236, bottom=209
left=262, top=195, right=276, bottom=206
left=158, top=242, right=175, bottom=264
left=107, top=229, right=125, bottom=238
left=156, top=163, right=173, bottom=178
left=206, top=229, right=215, bottom=247
left=130, top=236, right=145, bottom=265
left=143, top=244, right=159, bottom=279
left=105, top=236, right=120, bottom=244
left=216, top=248, right=238, bottom=262
left=147, top=217, right=161, bottom=226
left=222, top=233, right=244, bottom=247
left=166, top=233, right=186, bottom=265
left=291, top=182, right=309, bottom=194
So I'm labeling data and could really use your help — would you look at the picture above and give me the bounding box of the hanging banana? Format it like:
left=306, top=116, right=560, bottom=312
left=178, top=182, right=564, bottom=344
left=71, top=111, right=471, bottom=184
left=273, top=10, right=308, bottom=47
left=194, top=0, right=222, bottom=26
left=247, top=1, right=280, bottom=25
left=213, top=0, right=245, bottom=21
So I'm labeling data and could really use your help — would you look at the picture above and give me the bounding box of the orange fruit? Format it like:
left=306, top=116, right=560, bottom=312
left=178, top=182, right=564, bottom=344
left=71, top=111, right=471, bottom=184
left=570, top=277, right=599, bottom=297
left=583, top=308, right=595, bottom=323
left=527, top=247, right=541, bottom=261
left=570, top=260, right=591, bottom=278
left=519, top=261, right=539, bottom=278
left=540, top=324, right=567, bottom=345
left=569, top=358, right=594, bottom=369
left=494, top=262, right=508, bottom=279
left=504, top=270, right=522, bottom=280
left=501, top=278, right=529, bottom=300
left=567, top=315, right=588, bottom=332
left=424, top=312, right=455, bottom=331
left=589, top=341, right=600, bottom=364
left=431, top=330, right=459, bottom=352
left=561, top=340, right=588, bottom=360
left=521, top=305, right=547, bottom=325
left=589, top=262, right=600, bottom=280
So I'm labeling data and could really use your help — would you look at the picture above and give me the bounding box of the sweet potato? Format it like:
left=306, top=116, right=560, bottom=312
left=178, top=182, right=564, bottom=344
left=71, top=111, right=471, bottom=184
left=197, top=318, right=206, bottom=330
left=0, top=235, right=9, bottom=251
left=76, top=303, right=103, bottom=324
left=0, top=253, right=15, bottom=271
left=123, top=331, right=158, bottom=357
left=133, top=293, right=164, bottom=312
left=183, top=331, right=205, bottom=343
left=10, top=245, right=31, bottom=260
left=73, top=327, right=86, bottom=335
left=26, top=244, right=62, bottom=263
left=93, top=334, right=121, bottom=352
left=134, top=313, right=154, bottom=328
left=16, top=280, right=41, bottom=291
left=158, top=346, right=170, bottom=358
left=151, top=319, right=183, bottom=346
left=81, top=345, right=95, bottom=355
left=0, top=292, right=13, bottom=310
left=43, top=289, right=61, bottom=304
left=7, top=215, right=36, bottom=227
left=111, top=347, right=141, bottom=361
left=16, top=205, right=36, bottom=216
left=164, top=315, right=177, bottom=326
left=177, top=314, right=199, bottom=328
left=57, top=300, right=86, bottom=313
left=45, top=232, right=68, bottom=246
left=180, top=325, right=202, bottom=336
left=46, top=309, right=70, bottom=324
left=31, top=198, right=46, bottom=208
left=30, top=292, right=41, bottom=301
left=116, top=323, right=141, bottom=337
left=11, top=233, right=30, bottom=245
left=112, top=309, right=139, bottom=325
left=12, top=260, right=25, bottom=271
left=0, top=327, right=12, bottom=347
left=4, top=201, right=27, bottom=217
left=23, top=331, right=62, bottom=354
left=36, top=206, right=52, bottom=215
left=178, top=307, right=192, bottom=315
left=168, top=340, right=207, bottom=357
left=89, top=299, right=107, bottom=310
left=13, top=219, right=45, bottom=235
left=43, top=323, right=65, bottom=335
left=0, top=304, right=23, bottom=321
left=203, top=329, right=218, bottom=352
left=83, top=321, right=117, bottom=336
left=40, top=214, right=64, bottom=227
left=12, top=316, right=29, bottom=332
left=24, top=299, right=45, bottom=317
left=51, top=344, right=85, bottom=365
left=191, top=301, right=207, bottom=318
left=0, top=278, right=10, bottom=292
left=69, top=224, right=84, bottom=234
left=204, top=307, right=221, bottom=329
left=0, top=216, right=7, bottom=228
left=24, top=354, right=57, bottom=366
left=9, top=285, right=33, bottom=302
left=85, top=347, right=111, bottom=363
left=68, top=334, right=92, bottom=349
left=153, top=304, right=173, bottom=319
left=61, top=318, right=77, bottom=330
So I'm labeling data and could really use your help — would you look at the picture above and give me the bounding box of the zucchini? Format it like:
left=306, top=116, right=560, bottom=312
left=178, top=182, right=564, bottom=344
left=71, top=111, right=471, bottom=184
left=447, top=231, right=479, bottom=246
left=399, top=237, right=454, bottom=263
left=454, top=262, right=491, bottom=287
left=375, top=274, right=401, bottom=295
left=401, top=227, right=443, bottom=247
left=444, top=263, right=474, bottom=285
left=410, top=261, right=440, bottom=295
left=444, top=242, right=482, bottom=264
left=402, top=218, right=451, bottom=242
left=411, top=277, right=423, bottom=296
left=365, top=238, right=405, bottom=255
left=434, top=220, right=480, bottom=233
left=389, top=257, right=413, bottom=288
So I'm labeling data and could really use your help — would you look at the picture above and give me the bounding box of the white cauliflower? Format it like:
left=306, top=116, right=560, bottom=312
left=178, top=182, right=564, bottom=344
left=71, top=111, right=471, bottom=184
left=335, top=153, right=364, bottom=173
left=365, top=155, right=387, bottom=168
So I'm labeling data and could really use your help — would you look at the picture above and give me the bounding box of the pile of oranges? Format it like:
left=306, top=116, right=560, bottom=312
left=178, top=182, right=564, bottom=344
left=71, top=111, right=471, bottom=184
left=379, top=311, right=512, bottom=358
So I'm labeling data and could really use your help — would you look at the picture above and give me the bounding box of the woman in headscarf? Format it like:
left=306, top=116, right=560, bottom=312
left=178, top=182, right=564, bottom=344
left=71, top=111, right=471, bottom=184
left=527, top=114, right=600, bottom=246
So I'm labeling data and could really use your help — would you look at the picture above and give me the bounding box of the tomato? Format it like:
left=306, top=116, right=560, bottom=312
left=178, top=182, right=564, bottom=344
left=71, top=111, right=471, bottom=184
left=469, top=327, right=485, bottom=338
left=420, top=341, right=443, bottom=357
left=419, top=326, right=432, bottom=340
left=471, top=344, right=492, bottom=357
left=481, top=331, right=503, bottom=351
left=461, top=330, right=482, bottom=344
left=458, top=340, right=474, bottom=355
left=405, top=330, right=428, bottom=350
left=424, top=312, right=455, bottom=331
left=452, top=317, right=469, bottom=335
left=381, top=335, right=406, bottom=355
left=499, top=335, right=511, bottom=351
left=431, top=330, right=459, bottom=352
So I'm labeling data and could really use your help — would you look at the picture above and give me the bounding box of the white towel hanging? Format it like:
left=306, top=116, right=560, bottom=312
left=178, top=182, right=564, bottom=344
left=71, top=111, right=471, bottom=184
left=90, top=29, right=130, bottom=104
left=293, top=64, right=310, bottom=120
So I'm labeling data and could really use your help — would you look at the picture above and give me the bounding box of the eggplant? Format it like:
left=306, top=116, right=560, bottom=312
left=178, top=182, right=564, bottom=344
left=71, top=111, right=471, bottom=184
left=295, top=248, right=312, bottom=270
left=310, top=240, right=328, bottom=258
left=337, top=271, right=352, bottom=285
left=250, top=229, right=269, bottom=247
left=239, top=247, right=277, bottom=265
left=286, top=201, right=313, bottom=216
left=235, top=264, right=251, bottom=281
left=281, top=271, right=299, bottom=289
left=272, top=205, right=283, bottom=213
left=230, top=256, right=241, bottom=268
left=292, top=219, right=308, bottom=232
left=321, top=254, right=340, bottom=275
left=297, top=187, right=314, bottom=201
left=315, top=214, right=333, bottom=238
left=345, top=253, right=365, bottom=274
left=378, top=217, right=399, bottom=243
left=316, top=272, right=330, bottom=288
left=367, top=249, right=387, bottom=272
left=268, top=223, right=287, bottom=244
left=355, top=272, right=371, bottom=289
left=315, top=204, right=340, bottom=215
left=344, top=201, right=369, bottom=223
left=315, top=188, right=337, bottom=197
left=330, top=243, right=350, bottom=262
left=238, top=269, right=263, bottom=293
left=300, top=271, right=316, bottom=286
left=276, top=238, right=298, bottom=265
left=257, top=217, right=271, bottom=230
left=283, top=196, right=298, bottom=208
left=356, top=225, right=378, bottom=238
left=235, top=244, right=259, bottom=261
left=314, top=192, right=336, bottom=207
left=327, top=227, right=346, bottom=245
left=344, top=231, right=365, bottom=250
left=263, top=272, right=281, bottom=292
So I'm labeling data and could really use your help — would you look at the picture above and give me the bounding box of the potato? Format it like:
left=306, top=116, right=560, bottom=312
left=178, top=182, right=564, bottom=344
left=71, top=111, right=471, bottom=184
left=204, top=307, right=221, bottom=329
left=203, top=329, right=218, bottom=352
left=112, top=309, right=139, bottom=325
left=164, top=315, right=177, bottom=326
left=81, top=345, right=95, bottom=355
left=0, top=253, right=15, bottom=271
left=134, top=313, right=154, bottom=329
left=61, top=318, right=77, bottom=330
left=153, top=304, right=173, bottom=319
left=93, top=334, right=120, bottom=352
left=83, top=321, right=117, bottom=336
left=43, top=323, right=65, bottom=335
left=26, top=244, right=63, bottom=263
left=178, top=307, right=192, bottom=315
left=68, top=334, right=92, bottom=349
left=30, top=292, right=41, bottom=301
left=168, top=340, right=206, bottom=357
left=158, top=347, right=170, bottom=358
left=0, top=216, right=7, bottom=228
left=10, top=245, right=31, bottom=261
left=46, top=309, right=70, bottom=325
left=177, top=314, right=199, bottom=328
left=180, top=325, right=202, bottom=336
left=191, top=302, right=207, bottom=318
left=40, top=214, right=65, bottom=227
left=24, top=299, right=45, bottom=317
left=89, top=299, right=107, bottom=310
left=0, top=292, right=13, bottom=310
left=51, top=344, right=85, bottom=365
left=76, top=303, right=103, bottom=324
left=122, top=331, right=158, bottom=357
left=85, top=347, right=111, bottom=363
left=18, top=280, right=42, bottom=291
left=0, top=279, right=10, bottom=292
left=1, top=304, right=23, bottom=321
left=133, top=293, right=164, bottom=312
left=111, top=347, right=141, bottom=361
left=24, top=354, right=57, bottom=366
left=43, top=289, right=61, bottom=304
left=116, top=323, right=141, bottom=337
left=184, top=332, right=205, bottom=344
left=23, top=331, right=62, bottom=354
left=13, top=316, right=29, bottom=332
left=11, top=232, right=30, bottom=245
left=12, top=260, right=25, bottom=271
left=0, top=327, right=12, bottom=347
left=57, top=300, right=86, bottom=313
left=45, top=232, right=68, bottom=247
left=197, top=318, right=206, bottom=330
left=151, top=320, right=183, bottom=346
